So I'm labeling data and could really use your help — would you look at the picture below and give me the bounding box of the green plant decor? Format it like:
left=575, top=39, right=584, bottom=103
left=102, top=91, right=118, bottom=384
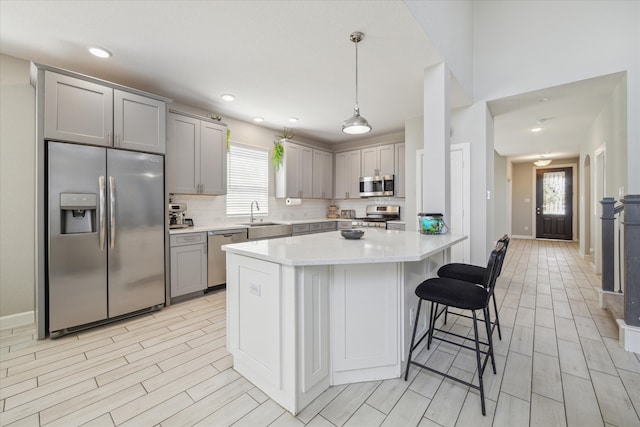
left=273, top=127, right=293, bottom=171
left=226, top=128, right=231, bottom=152
left=273, top=140, right=284, bottom=171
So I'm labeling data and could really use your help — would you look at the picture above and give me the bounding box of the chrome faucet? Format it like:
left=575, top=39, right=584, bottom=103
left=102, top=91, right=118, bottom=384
left=250, top=201, right=260, bottom=223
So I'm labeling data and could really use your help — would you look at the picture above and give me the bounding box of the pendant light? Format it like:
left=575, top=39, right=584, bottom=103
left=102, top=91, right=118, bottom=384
left=342, top=32, right=372, bottom=135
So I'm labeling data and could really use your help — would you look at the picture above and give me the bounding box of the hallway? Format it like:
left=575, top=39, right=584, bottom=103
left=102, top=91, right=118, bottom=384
left=1, top=239, right=639, bottom=426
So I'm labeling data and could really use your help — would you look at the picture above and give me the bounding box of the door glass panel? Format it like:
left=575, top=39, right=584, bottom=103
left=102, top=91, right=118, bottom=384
left=543, top=171, right=566, bottom=215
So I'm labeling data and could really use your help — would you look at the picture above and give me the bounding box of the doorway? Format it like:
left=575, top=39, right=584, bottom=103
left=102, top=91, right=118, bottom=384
left=536, top=167, right=573, bottom=240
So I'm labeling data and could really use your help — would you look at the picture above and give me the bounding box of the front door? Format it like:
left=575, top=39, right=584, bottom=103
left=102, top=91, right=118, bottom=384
left=536, top=167, right=573, bottom=240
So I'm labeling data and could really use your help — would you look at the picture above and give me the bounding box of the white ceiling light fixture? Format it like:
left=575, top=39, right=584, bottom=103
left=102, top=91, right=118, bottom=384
left=221, top=93, right=235, bottom=102
left=253, top=117, right=264, bottom=123
left=88, top=46, right=111, bottom=58
left=342, top=31, right=371, bottom=135
left=288, top=117, right=299, bottom=123
left=531, top=127, right=543, bottom=133
left=533, top=155, right=552, bottom=167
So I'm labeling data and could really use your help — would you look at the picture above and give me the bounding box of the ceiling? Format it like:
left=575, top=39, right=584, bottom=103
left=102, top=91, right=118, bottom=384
left=0, top=0, right=443, bottom=144
left=0, top=0, right=621, bottom=155
left=489, top=72, right=625, bottom=163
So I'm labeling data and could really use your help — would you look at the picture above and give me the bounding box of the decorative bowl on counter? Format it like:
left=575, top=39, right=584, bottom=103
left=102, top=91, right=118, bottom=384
left=341, top=229, right=364, bottom=240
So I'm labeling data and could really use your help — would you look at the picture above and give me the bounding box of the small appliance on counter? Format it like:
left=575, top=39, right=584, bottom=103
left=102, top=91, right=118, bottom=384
left=341, top=209, right=356, bottom=219
left=169, top=202, right=189, bottom=229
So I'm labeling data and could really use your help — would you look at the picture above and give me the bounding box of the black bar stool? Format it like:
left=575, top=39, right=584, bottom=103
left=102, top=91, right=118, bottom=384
left=404, top=242, right=506, bottom=415
left=437, top=235, right=510, bottom=339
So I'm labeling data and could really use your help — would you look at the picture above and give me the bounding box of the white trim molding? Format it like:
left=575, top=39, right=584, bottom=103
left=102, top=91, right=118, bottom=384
left=0, top=311, right=34, bottom=330
left=616, top=320, right=640, bottom=353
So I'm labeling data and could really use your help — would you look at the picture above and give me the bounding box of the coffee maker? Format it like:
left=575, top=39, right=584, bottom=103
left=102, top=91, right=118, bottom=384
left=168, top=202, right=188, bottom=229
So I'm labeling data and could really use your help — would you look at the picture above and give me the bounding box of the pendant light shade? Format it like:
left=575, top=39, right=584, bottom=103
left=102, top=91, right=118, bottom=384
left=342, top=32, right=371, bottom=135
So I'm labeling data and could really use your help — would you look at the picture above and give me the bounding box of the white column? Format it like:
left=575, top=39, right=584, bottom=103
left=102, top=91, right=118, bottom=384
left=422, top=63, right=451, bottom=222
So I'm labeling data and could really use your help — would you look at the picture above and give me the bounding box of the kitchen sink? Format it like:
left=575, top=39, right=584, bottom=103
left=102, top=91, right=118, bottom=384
left=245, top=223, right=292, bottom=240
left=240, top=222, right=278, bottom=227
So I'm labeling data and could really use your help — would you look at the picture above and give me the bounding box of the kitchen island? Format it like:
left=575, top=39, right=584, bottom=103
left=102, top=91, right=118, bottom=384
left=223, top=229, right=466, bottom=414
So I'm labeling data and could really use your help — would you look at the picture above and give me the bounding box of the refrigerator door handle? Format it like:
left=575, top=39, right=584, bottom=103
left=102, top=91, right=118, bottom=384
left=99, top=176, right=106, bottom=250
left=109, top=176, right=116, bottom=249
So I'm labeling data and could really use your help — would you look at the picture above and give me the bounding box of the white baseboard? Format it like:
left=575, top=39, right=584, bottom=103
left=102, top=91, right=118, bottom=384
left=617, top=320, right=640, bottom=354
left=0, top=311, right=35, bottom=330
left=511, top=234, right=533, bottom=239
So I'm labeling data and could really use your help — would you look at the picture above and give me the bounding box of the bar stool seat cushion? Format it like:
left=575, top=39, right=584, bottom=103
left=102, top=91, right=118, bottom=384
left=416, top=277, right=487, bottom=310
left=437, top=263, right=485, bottom=285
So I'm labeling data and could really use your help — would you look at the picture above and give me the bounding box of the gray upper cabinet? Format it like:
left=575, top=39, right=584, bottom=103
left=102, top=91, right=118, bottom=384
left=334, top=150, right=361, bottom=199
left=44, top=71, right=166, bottom=154
left=167, top=112, right=227, bottom=195
left=394, top=143, right=405, bottom=197
left=275, top=140, right=313, bottom=199
left=44, top=72, right=113, bottom=147
left=114, top=90, right=166, bottom=153
left=312, top=149, right=333, bottom=199
left=361, top=144, right=395, bottom=177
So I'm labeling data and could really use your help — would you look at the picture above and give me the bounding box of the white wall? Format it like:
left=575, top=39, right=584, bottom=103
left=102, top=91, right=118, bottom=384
left=493, top=151, right=508, bottom=241
left=404, top=116, right=424, bottom=231
left=0, top=54, right=36, bottom=318
left=474, top=0, right=639, bottom=194
left=404, top=0, right=474, bottom=101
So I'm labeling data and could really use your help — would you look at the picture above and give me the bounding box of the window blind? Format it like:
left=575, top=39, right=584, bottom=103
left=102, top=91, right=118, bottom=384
left=226, top=144, right=269, bottom=216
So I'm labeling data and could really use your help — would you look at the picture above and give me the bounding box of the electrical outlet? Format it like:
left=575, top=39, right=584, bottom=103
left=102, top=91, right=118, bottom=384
left=524, top=226, right=529, bottom=231
left=249, top=282, right=261, bottom=296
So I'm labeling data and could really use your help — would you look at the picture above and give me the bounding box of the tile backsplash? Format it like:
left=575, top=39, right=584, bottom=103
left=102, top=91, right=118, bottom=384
left=169, top=195, right=405, bottom=226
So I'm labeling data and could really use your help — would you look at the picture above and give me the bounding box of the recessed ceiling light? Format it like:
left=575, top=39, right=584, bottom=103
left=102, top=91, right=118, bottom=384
left=531, top=127, right=543, bottom=133
left=253, top=117, right=264, bottom=123
left=288, top=117, right=299, bottom=123
left=89, top=47, right=111, bottom=58
left=221, top=93, right=235, bottom=102
left=538, top=97, right=550, bottom=102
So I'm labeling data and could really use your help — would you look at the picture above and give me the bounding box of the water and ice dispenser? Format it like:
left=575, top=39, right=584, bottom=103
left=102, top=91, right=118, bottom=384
left=60, top=193, right=97, bottom=234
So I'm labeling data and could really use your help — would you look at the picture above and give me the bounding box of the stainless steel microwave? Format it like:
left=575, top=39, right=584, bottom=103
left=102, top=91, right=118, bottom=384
left=359, top=175, right=394, bottom=197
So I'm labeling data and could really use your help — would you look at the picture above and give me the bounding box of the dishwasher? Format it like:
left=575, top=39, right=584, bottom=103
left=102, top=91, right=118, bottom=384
left=207, top=229, right=248, bottom=288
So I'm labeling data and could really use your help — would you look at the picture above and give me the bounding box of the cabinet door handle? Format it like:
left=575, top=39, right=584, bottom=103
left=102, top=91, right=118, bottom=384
left=108, top=132, right=112, bottom=146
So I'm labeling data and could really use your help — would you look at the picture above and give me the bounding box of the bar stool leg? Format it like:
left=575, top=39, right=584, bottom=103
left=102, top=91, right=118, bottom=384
left=427, top=302, right=437, bottom=349
left=484, top=306, right=497, bottom=374
left=404, top=299, right=422, bottom=381
left=492, top=295, right=502, bottom=339
left=472, top=310, right=486, bottom=416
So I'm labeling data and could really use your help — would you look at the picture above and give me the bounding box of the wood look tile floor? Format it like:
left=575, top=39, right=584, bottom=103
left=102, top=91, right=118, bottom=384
left=2, top=239, right=640, bottom=426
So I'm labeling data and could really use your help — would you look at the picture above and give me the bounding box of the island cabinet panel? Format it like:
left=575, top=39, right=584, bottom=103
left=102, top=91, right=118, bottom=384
left=297, top=266, right=331, bottom=409
left=226, top=254, right=298, bottom=412
left=330, top=263, right=400, bottom=384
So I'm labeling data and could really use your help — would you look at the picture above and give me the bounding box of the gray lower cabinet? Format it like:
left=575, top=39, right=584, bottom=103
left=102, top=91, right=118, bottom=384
left=386, top=222, right=406, bottom=231
left=43, top=70, right=166, bottom=154
left=170, top=233, right=207, bottom=298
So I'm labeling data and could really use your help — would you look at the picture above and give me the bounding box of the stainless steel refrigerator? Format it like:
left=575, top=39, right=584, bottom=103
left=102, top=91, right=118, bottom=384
left=47, top=141, right=165, bottom=333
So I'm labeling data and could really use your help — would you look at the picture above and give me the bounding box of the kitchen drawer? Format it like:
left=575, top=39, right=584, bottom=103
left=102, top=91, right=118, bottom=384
left=309, top=223, right=323, bottom=233
left=292, top=223, right=310, bottom=235
left=337, top=221, right=352, bottom=230
left=170, top=232, right=206, bottom=247
left=386, top=223, right=406, bottom=231
left=321, top=221, right=337, bottom=231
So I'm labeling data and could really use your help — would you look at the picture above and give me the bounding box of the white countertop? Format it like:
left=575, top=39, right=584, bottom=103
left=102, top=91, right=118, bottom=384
left=222, top=229, right=466, bottom=266
left=168, top=218, right=353, bottom=235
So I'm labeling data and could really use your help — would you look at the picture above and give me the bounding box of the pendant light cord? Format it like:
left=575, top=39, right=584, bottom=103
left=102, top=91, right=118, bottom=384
left=354, top=39, right=359, bottom=110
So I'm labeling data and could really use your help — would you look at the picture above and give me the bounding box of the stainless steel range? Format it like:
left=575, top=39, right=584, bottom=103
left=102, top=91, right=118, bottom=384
left=352, top=205, right=400, bottom=228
